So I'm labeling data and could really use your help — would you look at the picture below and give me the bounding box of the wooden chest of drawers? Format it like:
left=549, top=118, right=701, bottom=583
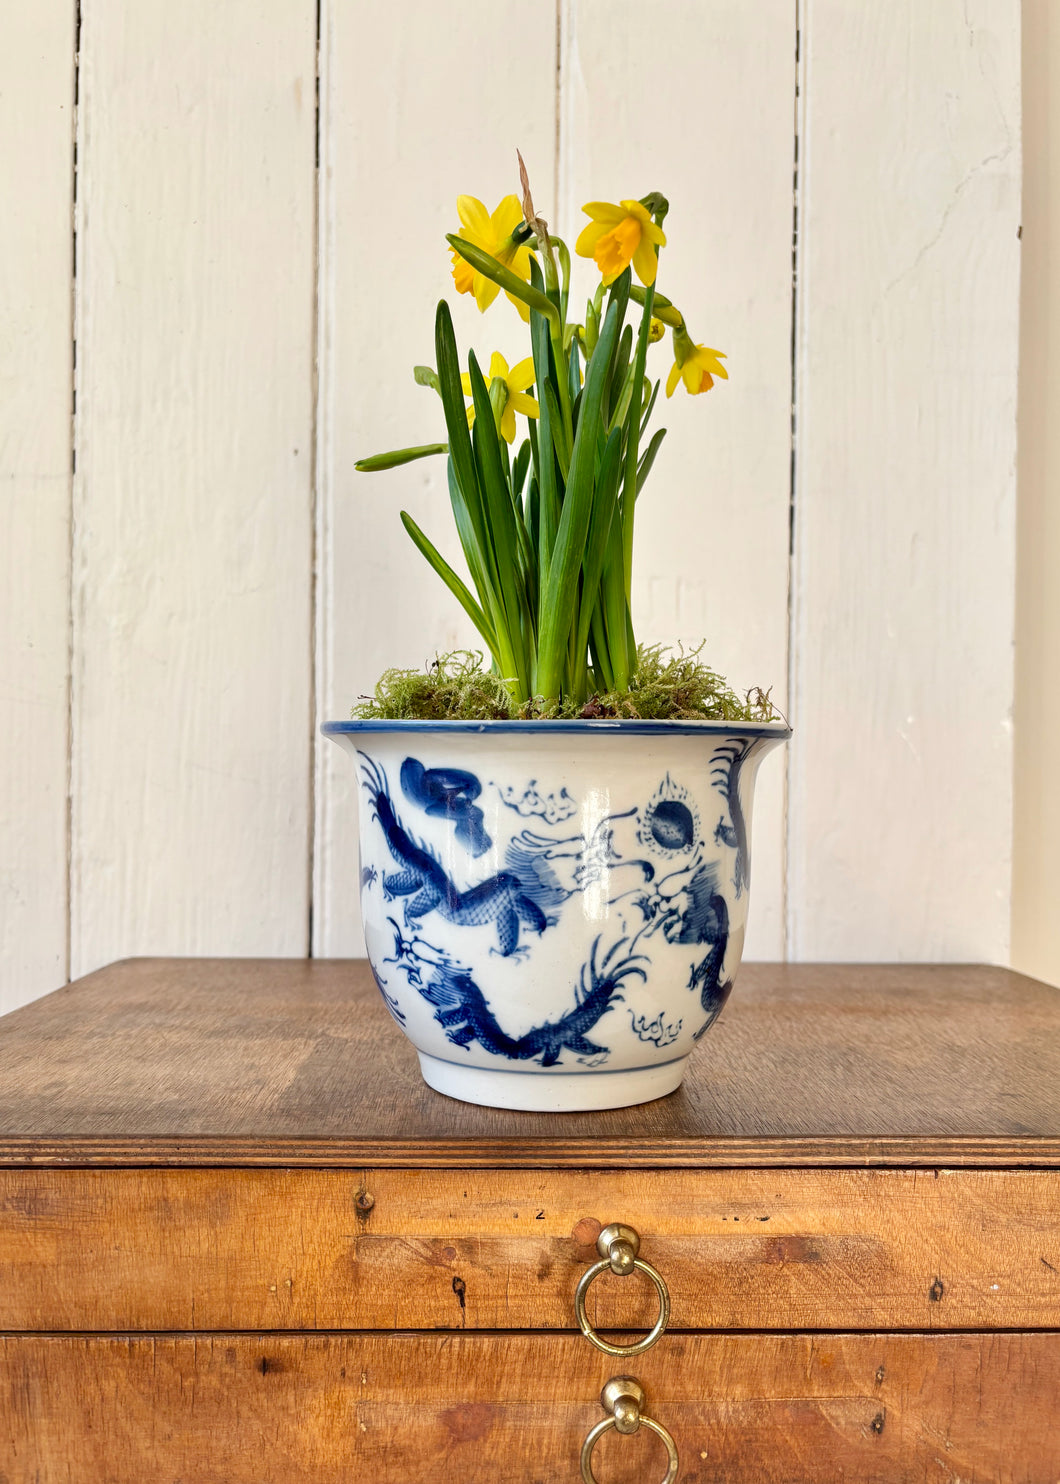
left=1, top=958, right=1059, bottom=1480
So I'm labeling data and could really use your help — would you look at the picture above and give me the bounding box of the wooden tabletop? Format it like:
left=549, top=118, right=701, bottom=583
left=0, top=958, right=1058, bottom=1168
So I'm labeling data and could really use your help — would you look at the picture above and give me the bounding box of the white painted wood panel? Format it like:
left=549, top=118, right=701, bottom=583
left=70, top=1, right=317, bottom=977
left=0, top=5, right=75, bottom=1011
left=558, top=0, right=796, bottom=958
left=0, top=3, right=1030, bottom=1004
left=314, top=0, right=559, bottom=954
left=1013, top=0, right=1060, bottom=989
left=789, top=0, right=1020, bottom=960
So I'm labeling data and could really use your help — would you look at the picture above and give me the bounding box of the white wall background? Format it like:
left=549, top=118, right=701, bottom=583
left=1, top=0, right=1022, bottom=1014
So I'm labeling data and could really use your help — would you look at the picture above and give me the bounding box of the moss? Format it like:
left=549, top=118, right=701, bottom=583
left=531, top=643, right=780, bottom=722
left=353, top=651, right=515, bottom=720
left=353, top=645, right=782, bottom=724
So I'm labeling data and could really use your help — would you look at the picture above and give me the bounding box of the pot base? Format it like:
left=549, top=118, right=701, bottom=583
left=417, top=1052, right=687, bottom=1112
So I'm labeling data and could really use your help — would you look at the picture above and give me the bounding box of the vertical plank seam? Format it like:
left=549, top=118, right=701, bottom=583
left=555, top=0, right=573, bottom=237
left=553, top=0, right=562, bottom=227
left=306, top=0, right=323, bottom=958
left=1005, top=0, right=1023, bottom=968
left=1013, top=1, right=1047, bottom=979
left=65, top=0, right=84, bottom=985
left=311, top=0, right=335, bottom=956
left=785, top=0, right=807, bottom=961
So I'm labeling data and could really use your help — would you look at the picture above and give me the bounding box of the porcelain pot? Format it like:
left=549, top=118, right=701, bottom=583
left=322, top=718, right=789, bottom=1112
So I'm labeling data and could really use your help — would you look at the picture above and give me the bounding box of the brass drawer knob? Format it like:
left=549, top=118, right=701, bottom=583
left=580, top=1376, right=679, bottom=1484
left=574, top=1222, right=671, bottom=1356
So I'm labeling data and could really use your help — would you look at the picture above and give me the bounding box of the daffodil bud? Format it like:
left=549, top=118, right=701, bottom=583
left=488, top=376, right=510, bottom=430
left=414, top=365, right=441, bottom=394
left=649, top=318, right=665, bottom=343
left=586, top=300, right=600, bottom=357
left=639, top=191, right=669, bottom=226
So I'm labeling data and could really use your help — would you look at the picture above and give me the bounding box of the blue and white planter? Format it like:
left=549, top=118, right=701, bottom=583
left=322, top=718, right=789, bottom=1112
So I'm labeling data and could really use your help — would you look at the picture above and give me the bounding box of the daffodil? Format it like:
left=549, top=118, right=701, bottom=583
left=575, top=200, right=666, bottom=287
left=450, top=195, right=535, bottom=320
left=461, top=352, right=539, bottom=443
left=666, top=324, right=728, bottom=397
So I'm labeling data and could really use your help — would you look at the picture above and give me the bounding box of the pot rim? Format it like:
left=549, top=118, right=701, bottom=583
left=321, top=717, right=791, bottom=739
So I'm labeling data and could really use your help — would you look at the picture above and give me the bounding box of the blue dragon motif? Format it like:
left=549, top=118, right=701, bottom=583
left=690, top=954, right=733, bottom=1040
left=386, top=921, right=646, bottom=1066
left=710, top=740, right=754, bottom=898
left=360, top=754, right=547, bottom=957
left=503, top=832, right=571, bottom=923
left=662, top=859, right=733, bottom=1038
left=358, top=751, right=746, bottom=1057
left=365, top=944, right=407, bottom=1026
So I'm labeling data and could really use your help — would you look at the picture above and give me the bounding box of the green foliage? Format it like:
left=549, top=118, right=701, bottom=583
left=355, top=180, right=760, bottom=712
left=353, top=647, right=782, bottom=725
left=359, top=232, right=673, bottom=704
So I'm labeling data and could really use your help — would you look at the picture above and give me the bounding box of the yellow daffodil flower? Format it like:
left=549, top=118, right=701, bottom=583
left=575, top=200, right=666, bottom=286
left=666, top=325, right=728, bottom=397
left=461, top=352, right=539, bottom=443
left=450, top=195, right=534, bottom=320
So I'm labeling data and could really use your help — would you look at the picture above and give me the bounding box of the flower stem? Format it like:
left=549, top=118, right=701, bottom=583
left=613, top=280, right=655, bottom=690
left=541, top=246, right=574, bottom=448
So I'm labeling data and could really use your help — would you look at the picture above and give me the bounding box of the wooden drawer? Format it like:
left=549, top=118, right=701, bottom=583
left=2, top=1166, right=1059, bottom=1332
left=3, top=1332, right=1058, bottom=1482
left=5, top=961, right=1060, bottom=1480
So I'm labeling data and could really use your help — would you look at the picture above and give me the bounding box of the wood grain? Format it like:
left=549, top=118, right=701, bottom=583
left=70, top=1, right=317, bottom=978
left=788, top=0, right=1021, bottom=960
left=2, top=1167, right=1059, bottom=1333
left=558, top=0, right=796, bottom=958
left=314, top=1, right=558, bottom=958
left=0, top=5, right=75, bottom=1012
left=3, top=1332, right=1058, bottom=1482
left=0, top=959, right=1059, bottom=1167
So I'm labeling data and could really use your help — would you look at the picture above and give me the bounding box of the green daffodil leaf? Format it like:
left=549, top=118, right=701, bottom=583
left=446, top=234, right=559, bottom=329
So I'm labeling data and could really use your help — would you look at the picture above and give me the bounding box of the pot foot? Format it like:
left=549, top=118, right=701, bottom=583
left=416, top=1052, right=688, bottom=1112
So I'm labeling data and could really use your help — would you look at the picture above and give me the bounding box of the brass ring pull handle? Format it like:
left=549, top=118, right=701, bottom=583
left=580, top=1377, right=679, bottom=1484
left=574, top=1223, right=671, bottom=1356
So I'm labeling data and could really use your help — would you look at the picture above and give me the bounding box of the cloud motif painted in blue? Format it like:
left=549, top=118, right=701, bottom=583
left=629, top=1008, right=683, bottom=1048
left=400, top=756, right=491, bottom=857
left=496, top=779, right=577, bottom=825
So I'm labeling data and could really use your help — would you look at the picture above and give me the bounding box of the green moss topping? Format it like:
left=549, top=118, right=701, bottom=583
left=353, top=646, right=781, bottom=724
left=352, top=651, right=515, bottom=720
